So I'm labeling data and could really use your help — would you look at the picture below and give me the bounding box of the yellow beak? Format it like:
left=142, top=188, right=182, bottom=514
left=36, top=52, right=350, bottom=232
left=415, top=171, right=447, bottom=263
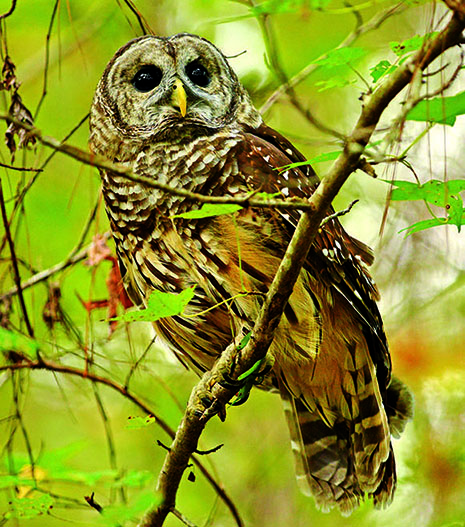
left=171, top=79, right=187, bottom=117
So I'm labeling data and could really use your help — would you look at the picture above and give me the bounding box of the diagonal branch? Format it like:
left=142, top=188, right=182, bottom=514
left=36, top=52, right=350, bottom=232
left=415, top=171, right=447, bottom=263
left=137, top=8, right=465, bottom=527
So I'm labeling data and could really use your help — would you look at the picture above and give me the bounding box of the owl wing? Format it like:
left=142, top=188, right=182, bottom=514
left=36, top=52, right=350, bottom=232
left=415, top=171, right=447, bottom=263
left=229, top=124, right=407, bottom=512
left=236, top=123, right=391, bottom=388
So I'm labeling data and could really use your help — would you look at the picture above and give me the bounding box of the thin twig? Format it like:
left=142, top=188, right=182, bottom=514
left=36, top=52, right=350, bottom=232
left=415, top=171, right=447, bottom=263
left=0, top=0, right=17, bottom=20
left=0, top=179, right=34, bottom=336
left=84, top=492, right=103, bottom=513
left=0, top=113, right=90, bottom=257
left=253, top=1, right=344, bottom=138
left=320, top=199, right=359, bottom=227
left=34, top=0, right=59, bottom=119
left=121, top=0, right=153, bottom=34
left=0, top=162, right=42, bottom=172
left=170, top=508, right=198, bottom=527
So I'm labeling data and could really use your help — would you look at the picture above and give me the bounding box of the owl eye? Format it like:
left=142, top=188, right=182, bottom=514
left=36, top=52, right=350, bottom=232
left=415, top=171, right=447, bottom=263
left=185, top=60, right=210, bottom=87
left=132, top=66, right=162, bottom=92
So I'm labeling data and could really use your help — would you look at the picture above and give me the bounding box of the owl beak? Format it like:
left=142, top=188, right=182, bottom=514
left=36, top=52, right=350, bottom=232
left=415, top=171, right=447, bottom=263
left=171, top=79, right=187, bottom=118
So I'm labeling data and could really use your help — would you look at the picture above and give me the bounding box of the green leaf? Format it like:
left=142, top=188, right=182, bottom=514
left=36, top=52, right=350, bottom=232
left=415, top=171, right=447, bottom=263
left=171, top=203, right=242, bottom=219
left=406, top=91, right=465, bottom=126
left=125, top=415, right=156, bottom=429
left=385, top=179, right=465, bottom=234
left=237, top=331, right=252, bottom=352
left=280, top=150, right=340, bottom=172
left=388, top=179, right=465, bottom=207
left=307, top=150, right=341, bottom=164
left=312, top=46, right=366, bottom=69
left=390, top=32, right=439, bottom=57
left=0, top=327, right=39, bottom=358
left=370, top=60, right=397, bottom=83
left=400, top=218, right=447, bottom=236
left=447, top=180, right=465, bottom=194
left=0, top=474, right=35, bottom=489
left=5, top=494, right=54, bottom=519
left=114, top=287, right=196, bottom=323
left=447, top=195, right=464, bottom=231
left=315, top=77, right=356, bottom=92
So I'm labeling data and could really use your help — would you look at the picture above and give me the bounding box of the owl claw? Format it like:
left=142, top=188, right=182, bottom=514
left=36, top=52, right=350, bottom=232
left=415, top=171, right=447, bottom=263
left=200, top=395, right=214, bottom=408
left=220, top=355, right=273, bottom=406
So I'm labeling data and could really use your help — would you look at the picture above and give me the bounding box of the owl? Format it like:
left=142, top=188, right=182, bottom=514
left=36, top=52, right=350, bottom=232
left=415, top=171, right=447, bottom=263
left=89, top=33, right=412, bottom=515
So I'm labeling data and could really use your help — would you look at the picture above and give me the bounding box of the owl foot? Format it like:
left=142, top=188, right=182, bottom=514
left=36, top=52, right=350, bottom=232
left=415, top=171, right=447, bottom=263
left=222, top=355, right=274, bottom=406
left=191, top=371, right=228, bottom=420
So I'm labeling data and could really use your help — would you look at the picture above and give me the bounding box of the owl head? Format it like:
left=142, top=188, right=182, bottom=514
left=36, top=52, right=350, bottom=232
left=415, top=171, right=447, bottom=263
left=89, top=33, right=262, bottom=159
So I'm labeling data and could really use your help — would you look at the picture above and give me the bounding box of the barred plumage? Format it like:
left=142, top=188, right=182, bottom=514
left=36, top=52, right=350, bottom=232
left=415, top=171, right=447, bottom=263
left=89, top=33, right=413, bottom=514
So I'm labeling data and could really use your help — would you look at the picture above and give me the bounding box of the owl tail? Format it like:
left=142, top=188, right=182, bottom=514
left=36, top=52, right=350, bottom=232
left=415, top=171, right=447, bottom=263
left=279, top=378, right=412, bottom=515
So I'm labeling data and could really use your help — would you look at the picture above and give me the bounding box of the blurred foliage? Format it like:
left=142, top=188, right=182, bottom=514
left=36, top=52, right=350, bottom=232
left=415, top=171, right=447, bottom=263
left=0, top=1, right=464, bottom=526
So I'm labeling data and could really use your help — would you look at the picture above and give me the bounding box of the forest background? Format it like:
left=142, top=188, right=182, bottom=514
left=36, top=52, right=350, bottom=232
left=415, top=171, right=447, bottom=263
left=0, top=1, right=465, bottom=526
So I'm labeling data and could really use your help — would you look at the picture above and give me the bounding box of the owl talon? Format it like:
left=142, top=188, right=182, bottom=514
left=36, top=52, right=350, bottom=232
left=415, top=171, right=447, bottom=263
left=200, top=395, right=214, bottom=408
left=227, top=355, right=273, bottom=406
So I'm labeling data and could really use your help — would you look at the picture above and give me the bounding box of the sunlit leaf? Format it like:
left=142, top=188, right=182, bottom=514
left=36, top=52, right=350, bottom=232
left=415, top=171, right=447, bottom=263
left=315, top=77, right=355, bottom=91
left=406, top=91, right=465, bottom=126
left=370, top=59, right=397, bottom=82
left=386, top=179, right=465, bottom=234
left=0, top=327, right=39, bottom=358
left=280, top=150, right=340, bottom=171
left=114, top=287, right=196, bottom=323
left=387, top=179, right=465, bottom=207
left=307, top=150, right=341, bottom=164
left=390, top=32, right=439, bottom=57
left=399, top=218, right=447, bottom=236
left=126, top=415, right=156, bottom=429
left=5, top=494, right=54, bottom=519
left=447, top=196, right=464, bottom=231
left=312, top=46, right=366, bottom=68
left=172, top=203, right=242, bottom=219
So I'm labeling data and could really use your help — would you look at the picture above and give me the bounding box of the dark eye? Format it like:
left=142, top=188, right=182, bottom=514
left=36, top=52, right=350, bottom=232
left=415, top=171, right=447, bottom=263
left=185, top=60, right=210, bottom=87
left=132, top=66, right=162, bottom=92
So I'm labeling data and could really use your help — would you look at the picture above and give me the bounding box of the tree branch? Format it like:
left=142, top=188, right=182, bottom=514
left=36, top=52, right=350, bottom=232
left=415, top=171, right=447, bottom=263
left=0, top=113, right=327, bottom=213
left=137, top=8, right=465, bottom=526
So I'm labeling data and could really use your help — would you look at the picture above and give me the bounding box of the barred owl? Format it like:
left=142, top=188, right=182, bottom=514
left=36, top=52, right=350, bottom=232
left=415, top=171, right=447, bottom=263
left=89, top=33, right=412, bottom=514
